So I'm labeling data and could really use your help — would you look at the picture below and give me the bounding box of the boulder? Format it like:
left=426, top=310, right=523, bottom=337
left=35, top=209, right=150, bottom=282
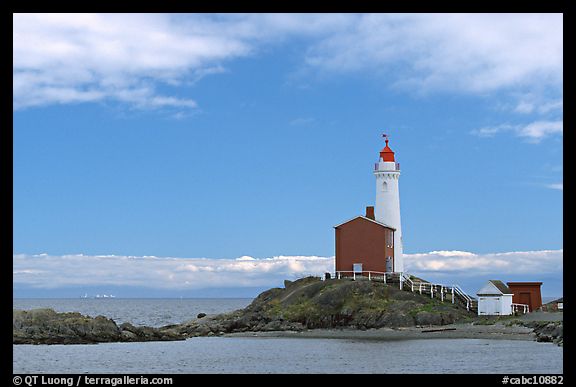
left=415, top=311, right=443, bottom=326
left=121, top=330, right=137, bottom=341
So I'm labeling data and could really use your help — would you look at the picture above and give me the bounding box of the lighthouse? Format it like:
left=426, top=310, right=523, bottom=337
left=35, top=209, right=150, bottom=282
left=374, top=134, right=403, bottom=272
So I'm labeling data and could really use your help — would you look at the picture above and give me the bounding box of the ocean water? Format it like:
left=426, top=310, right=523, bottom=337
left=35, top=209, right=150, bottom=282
left=13, top=299, right=563, bottom=374
left=13, top=298, right=252, bottom=327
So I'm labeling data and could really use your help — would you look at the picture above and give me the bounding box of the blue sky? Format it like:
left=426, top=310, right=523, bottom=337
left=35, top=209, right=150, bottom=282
left=13, top=13, right=563, bottom=298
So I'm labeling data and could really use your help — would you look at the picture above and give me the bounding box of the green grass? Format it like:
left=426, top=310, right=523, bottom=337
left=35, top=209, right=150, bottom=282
left=407, top=300, right=445, bottom=317
left=473, top=315, right=520, bottom=325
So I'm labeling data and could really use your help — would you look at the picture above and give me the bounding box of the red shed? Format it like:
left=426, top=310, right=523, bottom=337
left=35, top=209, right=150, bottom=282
left=507, top=282, right=543, bottom=312
left=335, top=206, right=395, bottom=275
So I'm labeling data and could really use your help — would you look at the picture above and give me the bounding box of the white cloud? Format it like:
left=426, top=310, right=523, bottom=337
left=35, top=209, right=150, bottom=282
left=517, top=120, right=563, bottom=141
left=289, top=117, right=316, bottom=126
left=472, top=124, right=516, bottom=138
left=513, top=97, right=563, bottom=115
left=236, top=256, right=256, bottom=261
left=12, top=13, right=353, bottom=111
left=426, top=250, right=477, bottom=257
left=305, top=13, right=563, bottom=94
left=13, top=13, right=250, bottom=110
left=404, top=249, right=563, bottom=276
left=471, top=120, right=563, bottom=142
left=13, top=249, right=562, bottom=290
left=14, top=13, right=562, bottom=111
left=546, top=183, right=563, bottom=191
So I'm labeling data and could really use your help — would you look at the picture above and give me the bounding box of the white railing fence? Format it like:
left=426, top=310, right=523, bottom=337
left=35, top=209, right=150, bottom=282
left=327, top=270, right=477, bottom=311
left=511, top=303, right=530, bottom=314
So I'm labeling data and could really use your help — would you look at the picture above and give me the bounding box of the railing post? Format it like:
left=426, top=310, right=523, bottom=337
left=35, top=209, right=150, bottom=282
left=368, top=272, right=371, bottom=281
left=431, top=285, right=434, bottom=299
left=353, top=272, right=356, bottom=281
left=441, top=286, right=444, bottom=302
left=419, top=283, right=422, bottom=294
left=452, top=287, right=455, bottom=304
left=338, top=272, right=341, bottom=280
left=383, top=274, right=386, bottom=284
left=399, top=274, right=403, bottom=290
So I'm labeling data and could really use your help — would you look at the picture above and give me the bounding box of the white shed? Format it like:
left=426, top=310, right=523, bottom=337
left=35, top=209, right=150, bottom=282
left=476, top=280, right=513, bottom=316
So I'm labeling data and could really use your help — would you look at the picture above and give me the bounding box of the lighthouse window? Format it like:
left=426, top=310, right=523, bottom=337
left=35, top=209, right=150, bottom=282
left=382, top=181, right=388, bottom=192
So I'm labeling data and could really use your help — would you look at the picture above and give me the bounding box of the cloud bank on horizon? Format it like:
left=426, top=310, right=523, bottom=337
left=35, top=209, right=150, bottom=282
left=14, top=249, right=563, bottom=294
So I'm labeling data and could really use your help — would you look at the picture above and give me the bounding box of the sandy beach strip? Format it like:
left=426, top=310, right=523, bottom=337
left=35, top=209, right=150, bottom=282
left=224, top=323, right=536, bottom=341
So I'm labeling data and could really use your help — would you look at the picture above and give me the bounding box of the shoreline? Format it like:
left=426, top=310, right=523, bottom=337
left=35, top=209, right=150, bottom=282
left=13, top=294, right=562, bottom=345
left=224, top=322, right=537, bottom=341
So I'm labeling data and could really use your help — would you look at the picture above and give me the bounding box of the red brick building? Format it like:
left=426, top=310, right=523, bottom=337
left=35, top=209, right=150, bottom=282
left=334, top=206, right=395, bottom=275
left=507, top=282, right=543, bottom=312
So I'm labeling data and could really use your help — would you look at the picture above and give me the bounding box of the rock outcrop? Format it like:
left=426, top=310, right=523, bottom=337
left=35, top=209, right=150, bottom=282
left=13, top=308, right=183, bottom=344
left=525, top=321, right=563, bottom=346
left=168, top=276, right=474, bottom=338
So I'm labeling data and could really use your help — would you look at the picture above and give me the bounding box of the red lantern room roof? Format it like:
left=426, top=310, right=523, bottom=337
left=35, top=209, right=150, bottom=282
left=379, top=135, right=395, bottom=162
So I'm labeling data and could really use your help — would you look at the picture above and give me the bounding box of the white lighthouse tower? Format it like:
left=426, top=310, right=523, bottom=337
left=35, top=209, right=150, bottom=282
left=374, top=134, right=403, bottom=273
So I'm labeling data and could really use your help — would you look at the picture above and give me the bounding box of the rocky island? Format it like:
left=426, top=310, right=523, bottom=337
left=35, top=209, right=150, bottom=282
left=13, top=276, right=563, bottom=345
left=171, top=276, right=472, bottom=336
left=13, top=308, right=183, bottom=344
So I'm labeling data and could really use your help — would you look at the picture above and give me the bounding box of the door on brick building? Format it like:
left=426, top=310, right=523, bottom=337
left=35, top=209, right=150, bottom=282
left=519, top=292, right=532, bottom=311
left=386, top=256, right=393, bottom=272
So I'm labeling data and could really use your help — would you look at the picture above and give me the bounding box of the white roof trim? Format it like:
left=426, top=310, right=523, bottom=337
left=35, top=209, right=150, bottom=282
left=476, top=280, right=513, bottom=296
left=334, top=216, right=396, bottom=230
